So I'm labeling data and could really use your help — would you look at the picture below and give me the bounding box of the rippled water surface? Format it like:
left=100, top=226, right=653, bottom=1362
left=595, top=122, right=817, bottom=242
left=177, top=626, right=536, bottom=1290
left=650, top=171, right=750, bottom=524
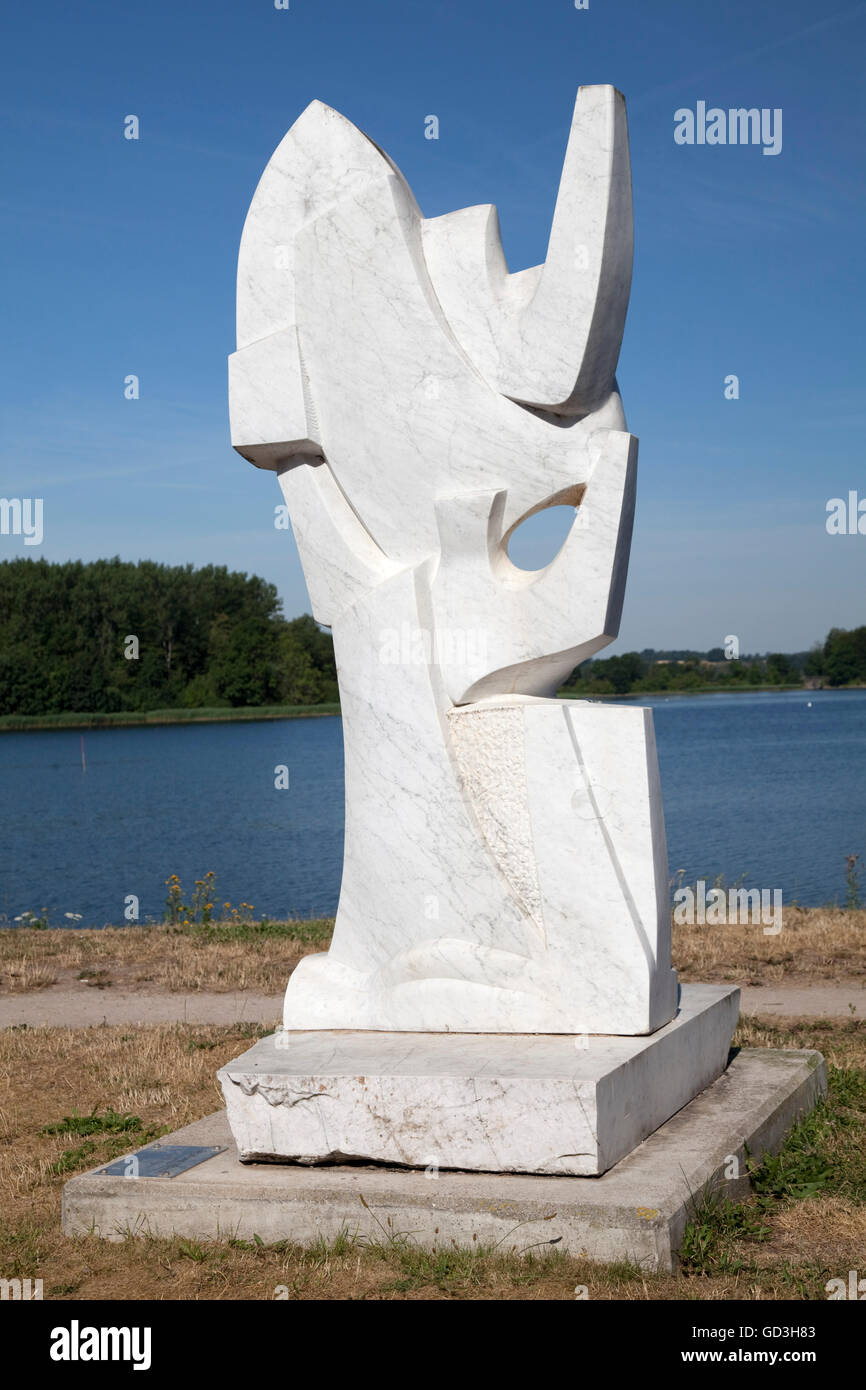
left=1, top=689, right=863, bottom=925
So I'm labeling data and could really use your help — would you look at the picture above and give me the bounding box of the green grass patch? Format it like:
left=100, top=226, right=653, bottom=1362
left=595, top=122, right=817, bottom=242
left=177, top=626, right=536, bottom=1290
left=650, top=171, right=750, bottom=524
left=169, top=916, right=335, bottom=947
left=752, top=1066, right=866, bottom=1204
left=680, top=1060, right=866, bottom=1278
left=46, top=1120, right=168, bottom=1178
left=680, top=1186, right=772, bottom=1275
left=49, top=1142, right=98, bottom=1176
left=41, top=1110, right=144, bottom=1139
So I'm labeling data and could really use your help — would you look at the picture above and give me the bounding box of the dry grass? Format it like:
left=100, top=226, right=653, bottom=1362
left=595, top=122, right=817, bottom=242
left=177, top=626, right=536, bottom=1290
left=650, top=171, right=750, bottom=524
left=672, top=906, right=866, bottom=985
left=1, top=957, right=58, bottom=992
left=0, top=922, right=332, bottom=995
left=0, top=1016, right=863, bottom=1300
left=734, top=1013, right=866, bottom=1067
left=754, top=1197, right=866, bottom=1268
left=2, top=907, right=865, bottom=999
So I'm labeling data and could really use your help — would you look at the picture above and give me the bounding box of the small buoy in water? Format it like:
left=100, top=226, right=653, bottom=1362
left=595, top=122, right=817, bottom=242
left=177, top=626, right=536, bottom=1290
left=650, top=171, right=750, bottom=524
left=807, top=701, right=812, bottom=708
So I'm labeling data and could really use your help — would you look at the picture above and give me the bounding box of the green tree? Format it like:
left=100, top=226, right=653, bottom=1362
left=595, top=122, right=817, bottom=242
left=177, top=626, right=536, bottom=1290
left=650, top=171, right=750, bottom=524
left=0, top=558, right=338, bottom=716
left=766, top=653, right=794, bottom=684
left=823, top=627, right=866, bottom=687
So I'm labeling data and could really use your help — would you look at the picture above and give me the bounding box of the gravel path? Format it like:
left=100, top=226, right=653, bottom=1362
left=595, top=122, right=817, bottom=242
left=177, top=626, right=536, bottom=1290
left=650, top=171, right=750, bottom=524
left=0, top=989, right=283, bottom=1028
left=0, top=982, right=863, bottom=1028
left=738, top=982, right=864, bottom=1019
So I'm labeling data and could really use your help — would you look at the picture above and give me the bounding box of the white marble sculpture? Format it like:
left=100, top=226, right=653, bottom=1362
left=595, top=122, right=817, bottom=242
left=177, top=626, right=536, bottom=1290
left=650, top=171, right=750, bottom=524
left=229, top=87, right=679, bottom=1037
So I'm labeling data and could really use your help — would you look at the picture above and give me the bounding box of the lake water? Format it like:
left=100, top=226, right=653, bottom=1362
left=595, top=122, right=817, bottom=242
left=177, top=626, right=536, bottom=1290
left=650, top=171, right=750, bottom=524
left=1, top=689, right=864, bottom=926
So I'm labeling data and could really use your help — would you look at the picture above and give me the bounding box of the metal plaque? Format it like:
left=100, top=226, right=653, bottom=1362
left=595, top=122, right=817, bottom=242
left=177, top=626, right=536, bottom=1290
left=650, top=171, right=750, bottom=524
left=95, top=1143, right=226, bottom=1179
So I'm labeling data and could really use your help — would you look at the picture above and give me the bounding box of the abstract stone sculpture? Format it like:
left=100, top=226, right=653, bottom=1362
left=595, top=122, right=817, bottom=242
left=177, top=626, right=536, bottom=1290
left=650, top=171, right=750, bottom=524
left=230, top=87, right=677, bottom=1037
left=221, top=89, right=739, bottom=1176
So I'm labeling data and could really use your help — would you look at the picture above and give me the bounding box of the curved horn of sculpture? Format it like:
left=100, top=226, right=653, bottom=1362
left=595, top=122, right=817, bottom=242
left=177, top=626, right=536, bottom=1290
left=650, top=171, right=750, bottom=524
left=422, top=85, right=633, bottom=415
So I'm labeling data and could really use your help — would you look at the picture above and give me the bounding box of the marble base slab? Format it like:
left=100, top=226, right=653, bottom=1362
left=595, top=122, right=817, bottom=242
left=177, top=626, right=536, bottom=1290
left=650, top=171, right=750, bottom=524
left=217, top=984, right=739, bottom=1176
left=63, top=1046, right=825, bottom=1271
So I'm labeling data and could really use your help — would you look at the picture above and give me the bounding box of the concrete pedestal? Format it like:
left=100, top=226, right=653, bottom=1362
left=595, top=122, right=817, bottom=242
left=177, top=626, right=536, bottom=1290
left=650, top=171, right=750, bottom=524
left=62, top=1046, right=826, bottom=1272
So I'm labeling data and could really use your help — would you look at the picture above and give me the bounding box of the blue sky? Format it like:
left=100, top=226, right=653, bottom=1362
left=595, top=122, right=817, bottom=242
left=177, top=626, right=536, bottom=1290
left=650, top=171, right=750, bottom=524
left=1, top=0, right=864, bottom=654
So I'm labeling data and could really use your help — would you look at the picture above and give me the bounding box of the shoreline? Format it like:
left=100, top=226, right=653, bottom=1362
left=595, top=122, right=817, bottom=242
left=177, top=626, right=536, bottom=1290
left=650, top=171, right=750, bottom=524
left=560, top=683, right=812, bottom=700
left=1, top=684, right=859, bottom=733
left=0, top=703, right=341, bottom=733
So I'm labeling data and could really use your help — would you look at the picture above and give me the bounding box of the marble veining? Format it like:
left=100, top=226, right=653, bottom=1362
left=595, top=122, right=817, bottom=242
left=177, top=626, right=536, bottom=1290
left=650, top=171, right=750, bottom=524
left=229, top=89, right=680, bottom=1036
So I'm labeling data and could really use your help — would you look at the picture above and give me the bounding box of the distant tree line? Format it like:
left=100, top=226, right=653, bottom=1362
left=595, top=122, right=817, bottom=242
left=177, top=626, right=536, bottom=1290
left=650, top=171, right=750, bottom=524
left=0, top=559, right=337, bottom=716
left=1, top=559, right=862, bottom=714
left=564, top=629, right=866, bottom=696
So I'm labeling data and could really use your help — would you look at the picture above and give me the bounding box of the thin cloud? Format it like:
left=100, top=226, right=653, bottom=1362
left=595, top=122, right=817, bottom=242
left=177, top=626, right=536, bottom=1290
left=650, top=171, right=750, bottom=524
left=631, top=3, right=866, bottom=110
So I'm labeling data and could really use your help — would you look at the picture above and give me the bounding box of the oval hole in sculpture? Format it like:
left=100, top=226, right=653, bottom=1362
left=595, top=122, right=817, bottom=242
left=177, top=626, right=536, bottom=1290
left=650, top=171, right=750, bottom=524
left=506, top=505, right=577, bottom=572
